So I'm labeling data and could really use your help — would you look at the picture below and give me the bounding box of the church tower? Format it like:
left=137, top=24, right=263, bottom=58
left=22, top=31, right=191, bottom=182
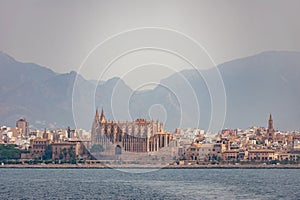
left=267, top=114, right=275, bottom=140
left=268, top=114, right=274, bottom=130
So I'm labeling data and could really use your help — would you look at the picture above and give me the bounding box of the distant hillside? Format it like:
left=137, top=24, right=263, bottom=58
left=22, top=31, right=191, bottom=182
left=219, top=51, right=300, bottom=130
left=0, top=51, right=299, bottom=131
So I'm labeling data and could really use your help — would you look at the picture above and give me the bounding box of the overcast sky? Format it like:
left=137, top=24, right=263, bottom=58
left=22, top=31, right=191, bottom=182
left=1, top=0, right=300, bottom=88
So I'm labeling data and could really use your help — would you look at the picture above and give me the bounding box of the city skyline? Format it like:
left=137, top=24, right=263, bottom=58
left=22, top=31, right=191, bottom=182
left=1, top=112, right=300, bottom=167
left=1, top=1, right=300, bottom=199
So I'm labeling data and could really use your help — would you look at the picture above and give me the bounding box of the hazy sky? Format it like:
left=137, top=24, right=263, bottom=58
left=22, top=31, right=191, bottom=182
left=1, top=0, right=300, bottom=88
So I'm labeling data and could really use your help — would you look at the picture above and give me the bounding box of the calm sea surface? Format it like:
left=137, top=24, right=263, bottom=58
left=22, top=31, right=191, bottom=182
left=0, top=168, right=299, bottom=199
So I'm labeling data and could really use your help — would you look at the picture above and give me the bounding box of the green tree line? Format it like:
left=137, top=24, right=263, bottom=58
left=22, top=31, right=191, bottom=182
left=0, top=144, right=21, bottom=160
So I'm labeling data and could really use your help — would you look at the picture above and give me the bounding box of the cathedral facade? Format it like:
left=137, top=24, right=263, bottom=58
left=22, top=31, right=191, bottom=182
left=91, top=108, right=172, bottom=154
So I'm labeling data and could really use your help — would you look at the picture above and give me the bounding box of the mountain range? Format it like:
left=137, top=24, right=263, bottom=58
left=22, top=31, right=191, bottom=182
left=0, top=50, right=299, bottom=132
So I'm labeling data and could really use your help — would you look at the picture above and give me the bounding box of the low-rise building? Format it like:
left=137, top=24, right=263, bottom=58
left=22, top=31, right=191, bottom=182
left=51, top=140, right=89, bottom=161
left=222, top=150, right=239, bottom=160
left=198, top=143, right=214, bottom=161
left=29, top=138, right=50, bottom=159
left=51, top=142, right=77, bottom=161
left=248, top=149, right=275, bottom=161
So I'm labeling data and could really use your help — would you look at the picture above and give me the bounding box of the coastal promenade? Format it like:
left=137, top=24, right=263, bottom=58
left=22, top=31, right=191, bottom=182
left=1, top=163, right=300, bottom=169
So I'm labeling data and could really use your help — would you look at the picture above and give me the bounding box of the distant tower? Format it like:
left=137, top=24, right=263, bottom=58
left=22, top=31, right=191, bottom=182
left=268, top=114, right=274, bottom=130
left=42, top=128, right=48, bottom=139
left=67, top=127, right=71, bottom=138
left=100, top=108, right=106, bottom=123
left=267, top=114, right=275, bottom=140
left=16, top=118, right=29, bottom=137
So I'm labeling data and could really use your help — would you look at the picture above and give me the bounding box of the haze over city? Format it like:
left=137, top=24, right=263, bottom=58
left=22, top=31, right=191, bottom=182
left=1, top=0, right=300, bottom=88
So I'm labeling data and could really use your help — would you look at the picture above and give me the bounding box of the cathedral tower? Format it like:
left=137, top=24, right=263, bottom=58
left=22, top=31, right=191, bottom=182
left=100, top=108, right=106, bottom=123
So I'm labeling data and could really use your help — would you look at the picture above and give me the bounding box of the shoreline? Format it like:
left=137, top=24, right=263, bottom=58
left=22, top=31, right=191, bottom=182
left=1, top=164, right=300, bottom=169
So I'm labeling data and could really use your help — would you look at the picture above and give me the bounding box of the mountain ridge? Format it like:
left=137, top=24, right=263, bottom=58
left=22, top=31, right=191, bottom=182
left=0, top=50, right=299, bottom=131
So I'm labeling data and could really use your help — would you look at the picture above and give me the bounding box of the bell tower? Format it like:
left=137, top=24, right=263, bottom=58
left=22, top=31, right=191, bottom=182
left=267, top=114, right=275, bottom=140
left=268, top=114, right=273, bottom=130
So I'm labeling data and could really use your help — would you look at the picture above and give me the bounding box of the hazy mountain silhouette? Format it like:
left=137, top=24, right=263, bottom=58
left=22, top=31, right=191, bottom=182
left=219, top=51, right=300, bottom=131
left=0, top=51, right=299, bottom=131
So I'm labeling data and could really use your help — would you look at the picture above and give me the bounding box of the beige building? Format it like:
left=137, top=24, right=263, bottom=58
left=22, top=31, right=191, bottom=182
left=248, top=149, right=275, bottom=161
left=222, top=150, right=239, bottom=160
left=185, top=142, right=201, bottom=160
left=29, top=138, right=50, bottom=159
left=51, top=142, right=76, bottom=160
left=198, top=143, right=214, bottom=161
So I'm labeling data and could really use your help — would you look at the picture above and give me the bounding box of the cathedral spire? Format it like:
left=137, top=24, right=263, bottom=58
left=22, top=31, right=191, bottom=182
left=95, top=107, right=99, bottom=119
left=100, top=107, right=106, bottom=123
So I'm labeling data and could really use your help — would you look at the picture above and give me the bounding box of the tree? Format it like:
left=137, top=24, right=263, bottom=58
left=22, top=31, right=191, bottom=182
left=62, top=148, right=67, bottom=160
left=68, top=147, right=76, bottom=164
left=211, top=155, right=217, bottom=160
left=59, top=152, right=64, bottom=160
left=42, top=145, right=52, bottom=160
left=0, top=144, right=21, bottom=160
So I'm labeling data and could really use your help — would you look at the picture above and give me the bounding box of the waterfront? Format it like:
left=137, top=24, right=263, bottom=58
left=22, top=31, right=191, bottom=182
left=1, top=163, right=300, bottom=169
left=0, top=169, right=299, bottom=199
